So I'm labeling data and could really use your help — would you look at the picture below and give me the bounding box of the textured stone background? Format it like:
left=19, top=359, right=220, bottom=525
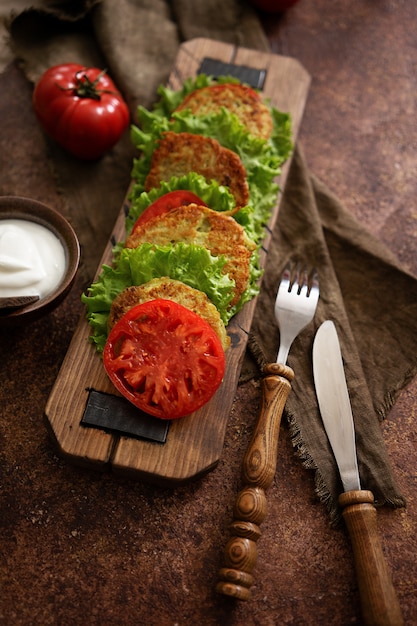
left=1, top=1, right=416, bottom=625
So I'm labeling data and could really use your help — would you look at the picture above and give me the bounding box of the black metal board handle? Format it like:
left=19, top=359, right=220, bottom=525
left=81, top=389, right=170, bottom=444
left=198, top=57, right=267, bottom=90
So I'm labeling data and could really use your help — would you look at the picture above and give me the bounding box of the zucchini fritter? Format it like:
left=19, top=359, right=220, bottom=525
left=175, top=83, right=273, bottom=140
left=125, top=204, right=256, bottom=309
left=109, top=278, right=230, bottom=351
left=144, top=131, right=249, bottom=208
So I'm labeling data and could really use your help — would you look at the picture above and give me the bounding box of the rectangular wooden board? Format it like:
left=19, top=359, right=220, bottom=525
left=44, top=38, right=311, bottom=485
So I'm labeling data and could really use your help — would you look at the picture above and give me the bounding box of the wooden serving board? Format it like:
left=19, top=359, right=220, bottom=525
left=44, top=38, right=310, bottom=486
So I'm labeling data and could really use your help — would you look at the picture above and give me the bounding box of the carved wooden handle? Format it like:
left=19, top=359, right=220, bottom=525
left=216, top=362, right=294, bottom=600
left=339, top=490, right=403, bottom=626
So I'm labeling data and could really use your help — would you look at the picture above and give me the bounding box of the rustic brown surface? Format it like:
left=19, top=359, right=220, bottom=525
left=1, top=2, right=416, bottom=626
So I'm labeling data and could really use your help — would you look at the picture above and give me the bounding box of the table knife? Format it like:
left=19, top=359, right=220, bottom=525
left=312, top=320, right=403, bottom=626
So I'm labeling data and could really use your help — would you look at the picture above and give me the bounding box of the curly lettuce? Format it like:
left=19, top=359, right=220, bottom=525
left=150, top=74, right=239, bottom=115
left=83, top=76, right=290, bottom=351
left=126, top=172, right=236, bottom=236
left=82, top=242, right=238, bottom=353
left=129, top=76, right=292, bottom=242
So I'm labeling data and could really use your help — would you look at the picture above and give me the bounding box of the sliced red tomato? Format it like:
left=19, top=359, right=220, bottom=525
left=132, top=190, right=207, bottom=231
left=103, top=299, right=225, bottom=419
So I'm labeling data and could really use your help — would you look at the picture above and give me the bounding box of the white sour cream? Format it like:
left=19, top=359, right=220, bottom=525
left=0, top=219, right=67, bottom=298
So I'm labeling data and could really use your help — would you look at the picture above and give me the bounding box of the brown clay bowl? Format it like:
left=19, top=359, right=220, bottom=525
left=0, top=196, right=80, bottom=326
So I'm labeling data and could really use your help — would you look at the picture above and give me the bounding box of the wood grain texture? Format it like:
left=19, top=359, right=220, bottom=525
left=44, top=38, right=310, bottom=484
left=217, top=363, right=294, bottom=598
left=339, top=490, right=404, bottom=626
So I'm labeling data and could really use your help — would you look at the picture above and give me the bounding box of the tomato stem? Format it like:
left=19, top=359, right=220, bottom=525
left=55, top=68, right=118, bottom=100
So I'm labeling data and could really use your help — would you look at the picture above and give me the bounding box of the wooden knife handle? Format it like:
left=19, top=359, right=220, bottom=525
left=339, top=490, right=404, bottom=626
left=216, top=362, right=294, bottom=600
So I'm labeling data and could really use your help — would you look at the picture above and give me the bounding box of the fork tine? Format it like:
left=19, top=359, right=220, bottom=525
left=281, top=261, right=315, bottom=292
left=293, top=262, right=305, bottom=289
left=309, top=269, right=320, bottom=300
left=275, top=261, right=319, bottom=365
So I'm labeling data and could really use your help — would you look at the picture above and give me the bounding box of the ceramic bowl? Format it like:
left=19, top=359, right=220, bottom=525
left=0, top=196, right=80, bottom=326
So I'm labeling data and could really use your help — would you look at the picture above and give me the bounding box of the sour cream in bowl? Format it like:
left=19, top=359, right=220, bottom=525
left=0, top=196, right=80, bottom=325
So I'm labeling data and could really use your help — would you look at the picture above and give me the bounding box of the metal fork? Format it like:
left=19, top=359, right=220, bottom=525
left=217, top=263, right=319, bottom=601
left=276, top=264, right=320, bottom=364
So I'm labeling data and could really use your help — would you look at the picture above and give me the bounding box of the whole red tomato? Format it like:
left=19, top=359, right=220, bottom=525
left=33, top=64, right=130, bottom=160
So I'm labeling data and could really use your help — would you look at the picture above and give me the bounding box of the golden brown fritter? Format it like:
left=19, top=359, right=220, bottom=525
left=144, top=131, right=249, bottom=208
left=125, top=204, right=256, bottom=309
left=175, top=83, right=273, bottom=140
left=108, top=278, right=230, bottom=351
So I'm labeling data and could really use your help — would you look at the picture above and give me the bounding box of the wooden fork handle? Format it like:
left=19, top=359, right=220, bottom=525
left=339, top=490, right=403, bottom=626
left=216, top=362, right=294, bottom=600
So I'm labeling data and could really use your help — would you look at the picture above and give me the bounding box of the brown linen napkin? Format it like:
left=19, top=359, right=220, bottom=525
left=5, top=0, right=417, bottom=522
left=5, top=0, right=267, bottom=284
left=247, top=144, right=417, bottom=521
left=6, top=0, right=269, bottom=111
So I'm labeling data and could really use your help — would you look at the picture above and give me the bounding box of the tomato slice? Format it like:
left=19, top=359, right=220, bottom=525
left=131, top=190, right=207, bottom=231
left=103, top=299, right=225, bottom=419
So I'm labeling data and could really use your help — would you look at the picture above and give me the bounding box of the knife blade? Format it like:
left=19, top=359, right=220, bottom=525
left=312, top=320, right=361, bottom=492
left=313, top=320, right=403, bottom=626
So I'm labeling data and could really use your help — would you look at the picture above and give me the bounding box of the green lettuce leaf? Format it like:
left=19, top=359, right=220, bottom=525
left=228, top=250, right=263, bottom=319
left=83, top=76, right=289, bottom=352
left=151, top=74, right=240, bottom=117
left=129, top=76, right=292, bottom=242
left=125, top=172, right=237, bottom=236
left=82, top=242, right=236, bottom=353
